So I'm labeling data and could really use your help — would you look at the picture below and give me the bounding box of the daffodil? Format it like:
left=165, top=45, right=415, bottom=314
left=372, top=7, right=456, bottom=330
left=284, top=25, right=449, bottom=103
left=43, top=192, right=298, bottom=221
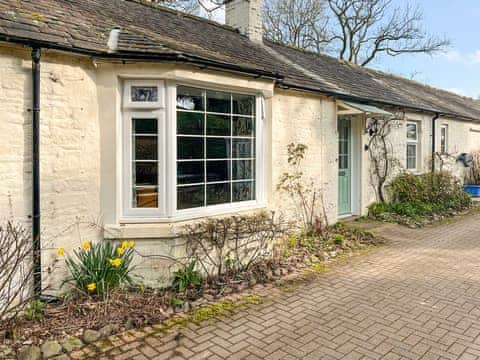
left=117, top=246, right=125, bottom=256
left=121, top=240, right=129, bottom=249
left=108, top=258, right=122, bottom=268
left=127, top=240, right=135, bottom=248
left=57, top=248, right=65, bottom=256
left=82, top=241, right=91, bottom=251
left=87, top=283, right=96, bottom=292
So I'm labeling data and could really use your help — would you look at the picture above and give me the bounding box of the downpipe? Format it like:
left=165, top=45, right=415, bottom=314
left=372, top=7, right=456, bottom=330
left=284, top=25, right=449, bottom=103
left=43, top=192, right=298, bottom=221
left=431, top=113, right=440, bottom=173
left=31, top=48, right=41, bottom=298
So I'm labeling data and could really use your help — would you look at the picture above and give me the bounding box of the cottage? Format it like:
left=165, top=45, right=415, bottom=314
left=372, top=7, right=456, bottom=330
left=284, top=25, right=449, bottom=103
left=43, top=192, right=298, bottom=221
left=1, top=0, right=479, bottom=290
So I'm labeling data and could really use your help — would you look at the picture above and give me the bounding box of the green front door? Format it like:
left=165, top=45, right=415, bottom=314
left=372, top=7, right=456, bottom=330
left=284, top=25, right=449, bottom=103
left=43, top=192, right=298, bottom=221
left=338, top=118, right=352, bottom=215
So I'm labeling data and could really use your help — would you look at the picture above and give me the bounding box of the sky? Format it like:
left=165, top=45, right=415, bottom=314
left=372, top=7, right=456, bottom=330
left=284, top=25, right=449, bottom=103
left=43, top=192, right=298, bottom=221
left=374, top=0, right=480, bottom=99
left=202, top=0, right=480, bottom=99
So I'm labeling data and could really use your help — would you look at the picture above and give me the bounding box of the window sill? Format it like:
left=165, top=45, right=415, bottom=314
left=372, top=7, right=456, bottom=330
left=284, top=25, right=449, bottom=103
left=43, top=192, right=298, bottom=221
left=106, top=202, right=267, bottom=239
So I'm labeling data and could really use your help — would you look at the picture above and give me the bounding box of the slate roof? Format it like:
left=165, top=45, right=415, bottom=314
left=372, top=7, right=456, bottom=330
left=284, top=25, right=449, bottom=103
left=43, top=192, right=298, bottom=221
left=1, top=0, right=479, bottom=121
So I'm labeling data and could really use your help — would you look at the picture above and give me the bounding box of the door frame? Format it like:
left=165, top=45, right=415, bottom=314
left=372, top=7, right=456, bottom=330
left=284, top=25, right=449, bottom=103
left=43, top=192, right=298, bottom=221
left=337, top=115, right=362, bottom=217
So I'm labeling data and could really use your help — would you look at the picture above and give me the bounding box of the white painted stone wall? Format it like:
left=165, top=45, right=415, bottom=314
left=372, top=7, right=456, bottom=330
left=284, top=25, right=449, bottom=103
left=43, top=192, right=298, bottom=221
left=270, top=89, right=338, bottom=225
left=1, top=43, right=479, bottom=291
left=0, top=45, right=102, bottom=294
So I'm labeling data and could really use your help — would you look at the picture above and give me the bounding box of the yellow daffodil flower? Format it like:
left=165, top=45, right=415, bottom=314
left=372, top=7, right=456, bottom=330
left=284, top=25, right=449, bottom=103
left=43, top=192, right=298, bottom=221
left=87, top=283, right=96, bottom=292
left=127, top=240, right=135, bottom=248
left=82, top=241, right=91, bottom=251
left=121, top=240, right=129, bottom=249
left=57, top=248, right=65, bottom=256
left=117, top=246, right=125, bottom=256
left=108, top=258, right=122, bottom=268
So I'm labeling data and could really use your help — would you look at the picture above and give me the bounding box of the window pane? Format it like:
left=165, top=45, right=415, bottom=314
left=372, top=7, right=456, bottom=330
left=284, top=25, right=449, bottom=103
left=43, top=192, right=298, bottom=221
left=177, top=185, right=205, bottom=209
left=207, top=90, right=231, bottom=113
left=207, top=183, right=231, bottom=205
left=232, top=94, right=255, bottom=115
left=233, top=181, right=255, bottom=202
left=232, top=160, right=254, bottom=180
left=177, top=137, right=204, bottom=159
left=233, top=116, right=254, bottom=136
left=134, top=136, right=157, bottom=160
left=177, top=86, right=204, bottom=111
left=407, top=144, right=416, bottom=157
left=177, top=112, right=204, bottom=135
left=135, top=162, right=157, bottom=186
left=177, top=161, right=204, bottom=185
left=131, top=86, right=158, bottom=102
left=207, top=114, right=231, bottom=136
left=207, top=138, right=231, bottom=159
left=134, top=118, right=157, bottom=134
left=339, top=155, right=348, bottom=170
left=207, top=160, right=230, bottom=182
left=407, top=144, right=417, bottom=169
left=134, top=187, right=158, bottom=208
left=406, top=123, right=417, bottom=140
left=232, top=139, right=254, bottom=158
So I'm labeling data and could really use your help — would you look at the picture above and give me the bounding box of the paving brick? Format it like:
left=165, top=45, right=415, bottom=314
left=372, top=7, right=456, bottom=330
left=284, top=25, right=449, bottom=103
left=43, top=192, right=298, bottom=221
left=76, top=215, right=480, bottom=359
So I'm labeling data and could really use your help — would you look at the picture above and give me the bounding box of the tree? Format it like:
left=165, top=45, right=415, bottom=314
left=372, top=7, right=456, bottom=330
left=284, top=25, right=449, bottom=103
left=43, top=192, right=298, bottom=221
left=264, top=0, right=450, bottom=66
left=264, top=0, right=329, bottom=54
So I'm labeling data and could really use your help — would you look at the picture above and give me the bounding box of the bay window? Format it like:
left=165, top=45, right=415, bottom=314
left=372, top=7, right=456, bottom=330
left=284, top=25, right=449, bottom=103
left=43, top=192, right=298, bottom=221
left=122, top=80, right=263, bottom=220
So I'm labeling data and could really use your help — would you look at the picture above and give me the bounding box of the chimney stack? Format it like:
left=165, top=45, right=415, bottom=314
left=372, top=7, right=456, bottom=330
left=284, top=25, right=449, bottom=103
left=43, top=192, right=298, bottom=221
left=225, top=0, right=264, bottom=43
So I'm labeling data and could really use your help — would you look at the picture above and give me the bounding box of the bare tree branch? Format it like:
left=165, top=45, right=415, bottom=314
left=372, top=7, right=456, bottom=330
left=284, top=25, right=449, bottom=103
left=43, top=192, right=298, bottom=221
left=265, top=0, right=450, bottom=65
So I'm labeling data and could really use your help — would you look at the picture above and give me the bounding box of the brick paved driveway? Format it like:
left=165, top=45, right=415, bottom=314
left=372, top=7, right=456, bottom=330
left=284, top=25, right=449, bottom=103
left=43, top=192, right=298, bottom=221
left=83, top=214, right=480, bottom=359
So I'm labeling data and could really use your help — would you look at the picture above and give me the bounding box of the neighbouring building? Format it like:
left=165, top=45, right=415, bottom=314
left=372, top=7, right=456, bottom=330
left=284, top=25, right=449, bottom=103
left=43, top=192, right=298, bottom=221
left=0, top=0, right=479, bottom=290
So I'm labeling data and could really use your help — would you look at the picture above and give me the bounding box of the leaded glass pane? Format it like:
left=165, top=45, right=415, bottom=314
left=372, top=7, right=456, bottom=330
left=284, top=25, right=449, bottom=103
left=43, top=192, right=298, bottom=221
left=207, top=138, right=231, bottom=159
left=233, top=181, right=255, bottom=202
left=177, top=162, right=204, bottom=185
left=134, top=118, right=157, bottom=134
left=131, top=86, right=158, bottom=102
left=207, top=183, right=231, bottom=205
left=207, top=160, right=230, bottom=182
left=207, top=114, right=230, bottom=136
left=177, top=137, right=204, bottom=159
left=232, top=139, right=254, bottom=158
left=406, top=123, right=417, bottom=140
left=177, top=112, right=204, bottom=135
left=233, top=116, right=254, bottom=136
left=232, top=94, right=255, bottom=115
left=134, top=187, right=158, bottom=208
left=207, top=90, right=231, bottom=113
left=177, top=185, right=204, bottom=209
left=134, top=136, right=157, bottom=160
left=177, top=86, right=204, bottom=111
left=232, top=160, right=254, bottom=180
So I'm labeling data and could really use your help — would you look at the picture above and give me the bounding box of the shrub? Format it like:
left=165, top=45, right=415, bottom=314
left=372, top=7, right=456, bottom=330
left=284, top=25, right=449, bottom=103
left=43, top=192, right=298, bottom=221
left=172, top=261, right=201, bottom=293
left=64, top=240, right=137, bottom=296
left=371, top=171, right=471, bottom=219
left=181, top=211, right=282, bottom=281
left=23, top=300, right=45, bottom=321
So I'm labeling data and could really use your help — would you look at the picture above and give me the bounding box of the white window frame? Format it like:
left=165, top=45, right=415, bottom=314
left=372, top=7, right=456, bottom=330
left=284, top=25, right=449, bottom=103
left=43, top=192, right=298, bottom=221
left=440, top=124, right=448, bottom=154
left=406, top=121, right=419, bottom=171
left=121, top=80, right=265, bottom=221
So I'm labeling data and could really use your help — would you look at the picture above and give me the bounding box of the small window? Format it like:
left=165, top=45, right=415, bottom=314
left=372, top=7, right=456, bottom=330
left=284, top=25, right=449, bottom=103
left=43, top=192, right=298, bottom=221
left=406, top=122, right=419, bottom=171
left=124, top=80, right=164, bottom=108
left=440, top=125, right=448, bottom=154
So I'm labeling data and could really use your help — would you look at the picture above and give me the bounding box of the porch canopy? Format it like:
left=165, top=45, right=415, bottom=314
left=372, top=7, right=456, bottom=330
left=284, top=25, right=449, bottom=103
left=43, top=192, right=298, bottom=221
left=337, top=100, right=393, bottom=117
